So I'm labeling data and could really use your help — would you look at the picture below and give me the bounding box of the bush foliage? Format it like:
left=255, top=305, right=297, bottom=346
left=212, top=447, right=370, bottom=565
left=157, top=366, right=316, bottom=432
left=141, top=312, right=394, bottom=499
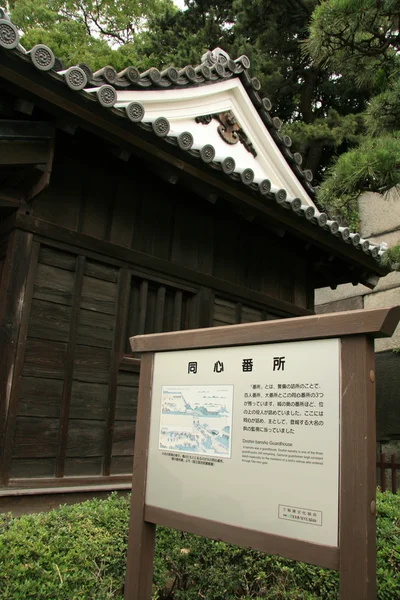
left=0, top=491, right=399, bottom=599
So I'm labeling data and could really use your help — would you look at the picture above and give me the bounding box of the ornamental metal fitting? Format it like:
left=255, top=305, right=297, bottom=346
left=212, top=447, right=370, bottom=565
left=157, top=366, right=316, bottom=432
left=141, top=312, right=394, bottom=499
left=195, top=110, right=257, bottom=158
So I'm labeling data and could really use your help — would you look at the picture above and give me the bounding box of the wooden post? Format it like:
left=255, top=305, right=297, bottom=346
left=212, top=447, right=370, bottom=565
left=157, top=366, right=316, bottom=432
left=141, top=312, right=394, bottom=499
left=0, top=231, right=38, bottom=486
left=391, top=454, right=397, bottom=494
left=380, top=453, right=386, bottom=492
left=124, top=353, right=156, bottom=600
left=339, top=336, right=376, bottom=600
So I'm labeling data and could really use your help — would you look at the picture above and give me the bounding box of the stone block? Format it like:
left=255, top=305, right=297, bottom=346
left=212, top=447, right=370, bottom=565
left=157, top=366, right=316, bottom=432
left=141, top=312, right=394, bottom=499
left=359, top=190, right=400, bottom=237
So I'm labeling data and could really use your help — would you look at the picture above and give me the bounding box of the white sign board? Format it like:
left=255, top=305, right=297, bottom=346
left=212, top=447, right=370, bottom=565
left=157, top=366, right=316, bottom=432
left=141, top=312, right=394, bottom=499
left=146, top=338, right=340, bottom=546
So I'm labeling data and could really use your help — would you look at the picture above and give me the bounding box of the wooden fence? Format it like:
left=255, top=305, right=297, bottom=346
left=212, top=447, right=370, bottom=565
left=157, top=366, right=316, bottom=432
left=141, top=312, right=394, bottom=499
left=377, top=453, right=400, bottom=493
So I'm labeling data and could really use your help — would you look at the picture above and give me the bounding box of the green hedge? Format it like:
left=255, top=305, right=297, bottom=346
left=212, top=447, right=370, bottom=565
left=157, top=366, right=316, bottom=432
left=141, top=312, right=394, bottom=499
left=0, top=491, right=399, bottom=599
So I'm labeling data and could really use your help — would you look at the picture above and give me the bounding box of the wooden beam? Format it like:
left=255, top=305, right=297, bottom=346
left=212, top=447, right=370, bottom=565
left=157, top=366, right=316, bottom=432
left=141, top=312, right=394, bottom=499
left=0, top=236, right=39, bottom=486
left=145, top=505, right=339, bottom=570
left=129, top=306, right=400, bottom=353
left=26, top=137, right=56, bottom=201
left=7, top=475, right=132, bottom=489
left=0, top=140, right=50, bottom=164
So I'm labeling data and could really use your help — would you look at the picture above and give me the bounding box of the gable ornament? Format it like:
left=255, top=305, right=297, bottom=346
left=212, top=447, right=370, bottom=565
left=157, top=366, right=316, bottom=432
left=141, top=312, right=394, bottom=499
left=195, top=110, right=257, bottom=158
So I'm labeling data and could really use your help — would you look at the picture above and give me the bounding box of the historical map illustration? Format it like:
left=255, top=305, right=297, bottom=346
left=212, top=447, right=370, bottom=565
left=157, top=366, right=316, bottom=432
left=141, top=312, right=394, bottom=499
left=159, top=385, right=233, bottom=458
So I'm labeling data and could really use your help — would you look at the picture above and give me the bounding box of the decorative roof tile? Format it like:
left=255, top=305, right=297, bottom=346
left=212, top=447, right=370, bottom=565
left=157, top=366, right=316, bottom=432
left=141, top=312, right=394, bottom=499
left=0, top=9, right=390, bottom=271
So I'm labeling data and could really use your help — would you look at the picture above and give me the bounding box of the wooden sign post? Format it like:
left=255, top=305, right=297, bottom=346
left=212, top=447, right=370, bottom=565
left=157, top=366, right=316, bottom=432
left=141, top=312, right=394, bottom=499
left=124, top=307, right=400, bottom=600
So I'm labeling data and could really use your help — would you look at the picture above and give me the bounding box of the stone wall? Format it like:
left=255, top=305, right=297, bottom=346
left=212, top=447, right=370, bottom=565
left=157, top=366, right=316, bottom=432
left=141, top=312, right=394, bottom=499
left=315, top=191, right=400, bottom=352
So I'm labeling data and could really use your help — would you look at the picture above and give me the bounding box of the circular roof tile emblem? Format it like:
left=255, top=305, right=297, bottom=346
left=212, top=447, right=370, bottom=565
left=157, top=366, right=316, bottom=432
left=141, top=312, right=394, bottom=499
left=152, top=117, right=170, bottom=137
left=0, top=20, right=19, bottom=49
left=64, top=67, right=87, bottom=91
left=125, top=102, right=145, bottom=122
left=177, top=131, right=194, bottom=150
left=30, top=44, right=55, bottom=71
left=96, top=85, right=117, bottom=107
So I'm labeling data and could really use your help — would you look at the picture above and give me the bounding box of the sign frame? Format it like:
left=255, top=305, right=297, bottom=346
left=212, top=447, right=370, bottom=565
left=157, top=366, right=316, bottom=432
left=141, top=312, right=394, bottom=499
left=124, top=307, right=400, bottom=600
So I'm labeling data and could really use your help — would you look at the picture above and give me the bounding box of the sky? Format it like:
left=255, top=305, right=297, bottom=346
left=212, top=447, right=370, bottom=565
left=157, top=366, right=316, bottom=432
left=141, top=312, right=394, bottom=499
left=173, top=0, right=186, bottom=8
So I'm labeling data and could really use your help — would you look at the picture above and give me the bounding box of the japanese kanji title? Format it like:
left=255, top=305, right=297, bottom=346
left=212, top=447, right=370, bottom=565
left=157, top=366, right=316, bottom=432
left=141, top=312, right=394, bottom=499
left=187, top=357, right=286, bottom=374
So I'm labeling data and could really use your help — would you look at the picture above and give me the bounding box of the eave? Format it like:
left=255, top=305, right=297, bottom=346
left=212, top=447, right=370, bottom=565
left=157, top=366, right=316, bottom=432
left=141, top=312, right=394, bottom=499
left=0, top=38, right=389, bottom=288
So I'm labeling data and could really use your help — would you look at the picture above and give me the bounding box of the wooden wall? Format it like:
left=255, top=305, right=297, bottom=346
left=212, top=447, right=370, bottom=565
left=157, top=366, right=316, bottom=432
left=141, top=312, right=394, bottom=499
left=29, top=132, right=312, bottom=307
left=0, top=130, right=314, bottom=491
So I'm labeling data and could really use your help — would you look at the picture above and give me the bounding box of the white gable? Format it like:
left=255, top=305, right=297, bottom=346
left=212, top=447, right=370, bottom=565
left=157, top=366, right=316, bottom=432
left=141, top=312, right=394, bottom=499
left=115, top=79, right=315, bottom=207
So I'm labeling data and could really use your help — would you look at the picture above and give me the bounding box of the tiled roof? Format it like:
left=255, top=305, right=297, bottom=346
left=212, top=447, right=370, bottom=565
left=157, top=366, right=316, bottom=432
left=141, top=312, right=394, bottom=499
left=0, top=9, right=388, bottom=268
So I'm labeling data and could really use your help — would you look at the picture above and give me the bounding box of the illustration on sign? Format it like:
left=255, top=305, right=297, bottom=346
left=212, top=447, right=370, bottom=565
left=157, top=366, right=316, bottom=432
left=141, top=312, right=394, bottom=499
left=159, top=385, right=234, bottom=458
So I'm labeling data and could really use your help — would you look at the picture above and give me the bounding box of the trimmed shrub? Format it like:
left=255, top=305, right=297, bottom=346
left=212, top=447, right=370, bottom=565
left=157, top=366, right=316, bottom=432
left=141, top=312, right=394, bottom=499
left=0, top=491, right=399, bottom=599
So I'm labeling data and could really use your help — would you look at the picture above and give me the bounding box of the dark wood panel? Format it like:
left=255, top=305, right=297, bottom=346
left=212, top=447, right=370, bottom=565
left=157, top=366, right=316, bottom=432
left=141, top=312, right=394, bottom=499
left=103, top=269, right=131, bottom=476
left=108, top=176, right=137, bottom=248
left=31, top=155, right=82, bottom=231
left=115, top=385, right=138, bottom=421
left=69, top=381, right=109, bottom=420
left=81, top=275, right=117, bottom=315
left=10, top=457, right=55, bottom=478
left=79, top=169, right=113, bottom=240
left=213, top=297, right=237, bottom=326
left=18, top=377, right=63, bottom=418
left=111, top=421, right=135, bottom=456
left=84, top=259, right=119, bottom=283
left=131, top=182, right=173, bottom=259
left=0, top=256, right=5, bottom=289
left=73, top=345, right=111, bottom=383
left=38, top=245, right=76, bottom=271
left=144, top=284, right=157, bottom=334
left=76, top=308, right=115, bottom=348
left=118, top=369, right=140, bottom=387
left=154, top=286, right=166, bottom=333
left=111, top=455, right=133, bottom=474
left=241, top=305, right=264, bottom=324
left=64, top=457, right=102, bottom=476
left=12, top=416, right=59, bottom=458
left=212, top=216, right=245, bottom=285
left=28, top=298, right=71, bottom=342
left=33, top=263, right=75, bottom=306
left=22, top=339, right=67, bottom=379
left=258, top=242, right=281, bottom=299
left=279, top=250, right=294, bottom=303
left=20, top=214, right=313, bottom=317
left=170, top=197, right=214, bottom=273
left=66, top=419, right=106, bottom=457
left=294, top=256, right=308, bottom=309
left=55, top=255, right=85, bottom=478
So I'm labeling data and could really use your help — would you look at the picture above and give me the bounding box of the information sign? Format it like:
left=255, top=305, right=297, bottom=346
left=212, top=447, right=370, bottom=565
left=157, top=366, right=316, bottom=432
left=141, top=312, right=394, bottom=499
left=124, top=307, right=400, bottom=600
left=147, top=339, right=340, bottom=546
